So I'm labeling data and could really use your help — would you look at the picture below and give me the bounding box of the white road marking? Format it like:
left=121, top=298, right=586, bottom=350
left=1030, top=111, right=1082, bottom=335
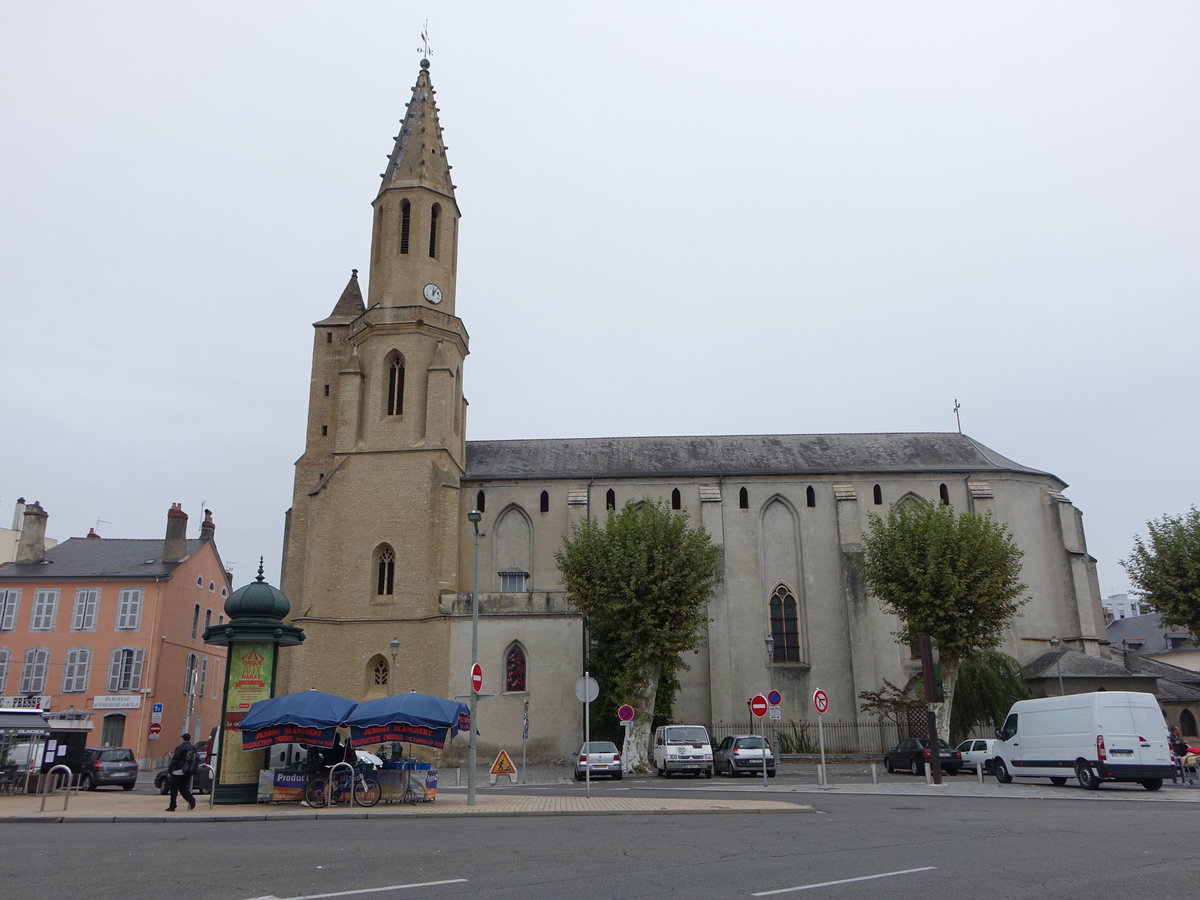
left=752, top=866, right=937, bottom=895
left=244, top=879, right=468, bottom=900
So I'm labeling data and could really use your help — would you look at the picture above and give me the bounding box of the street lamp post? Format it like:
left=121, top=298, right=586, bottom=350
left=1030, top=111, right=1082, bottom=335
left=1049, top=636, right=1065, bottom=696
left=468, top=509, right=484, bottom=806
left=389, top=637, right=400, bottom=696
left=764, top=635, right=776, bottom=751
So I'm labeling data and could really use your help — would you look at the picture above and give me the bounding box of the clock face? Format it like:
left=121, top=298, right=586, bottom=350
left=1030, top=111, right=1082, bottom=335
left=423, top=283, right=443, bottom=304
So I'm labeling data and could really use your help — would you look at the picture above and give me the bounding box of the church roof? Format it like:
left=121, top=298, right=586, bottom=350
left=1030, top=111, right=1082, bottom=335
left=464, top=432, right=1058, bottom=482
left=0, top=537, right=209, bottom=580
left=316, top=268, right=365, bottom=324
left=377, top=58, right=455, bottom=200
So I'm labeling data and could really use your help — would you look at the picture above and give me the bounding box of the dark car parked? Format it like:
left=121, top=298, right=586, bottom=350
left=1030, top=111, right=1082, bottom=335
left=80, top=747, right=139, bottom=790
left=713, top=734, right=776, bottom=777
left=884, top=737, right=962, bottom=776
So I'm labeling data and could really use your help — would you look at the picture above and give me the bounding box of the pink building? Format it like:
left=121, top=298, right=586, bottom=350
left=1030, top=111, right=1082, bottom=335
left=0, top=503, right=230, bottom=765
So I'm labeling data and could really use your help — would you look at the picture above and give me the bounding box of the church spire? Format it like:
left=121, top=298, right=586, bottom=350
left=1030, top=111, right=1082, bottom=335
left=322, top=268, right=365, bottom=322
left=367, top=58, right=462, bottom=312
left=378, top=59, right=455, bottom=200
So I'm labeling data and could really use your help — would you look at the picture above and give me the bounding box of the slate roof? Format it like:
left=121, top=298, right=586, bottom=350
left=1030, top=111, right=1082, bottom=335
left=0, top=537, right=210, bottom=580
left=1107, top=613, right=1196, bottom=656
left=465, top=432, right=1057, bottom=482
left=1023, top=650, right=1152, bottom=681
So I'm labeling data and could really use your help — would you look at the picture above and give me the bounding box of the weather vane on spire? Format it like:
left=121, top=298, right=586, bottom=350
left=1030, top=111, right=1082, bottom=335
left=953, top=398, right=962, bottom=433
left=418, top=21, right=432, bottom=60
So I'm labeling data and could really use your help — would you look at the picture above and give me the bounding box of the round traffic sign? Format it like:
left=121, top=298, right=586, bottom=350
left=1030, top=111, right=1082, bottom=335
left=148, top=722, right=161, bottom=735
left=470, top=663, right=483, bottom=693
left=574, top=676, right=599, bottom=703
left=813, top=688, right=829, bottom=715
left=767, top=689, right=782, bottom=706
left=617, top=704, right=635, bottom=722
left=749, top=694, right=768, bottom=718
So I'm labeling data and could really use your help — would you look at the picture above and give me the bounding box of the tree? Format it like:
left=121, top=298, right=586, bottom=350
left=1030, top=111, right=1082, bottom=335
left=859, top=500, right=1028, bottom=741
left=1122, top=506, right=1200, bottom=638
left=948, top=651, right=1030, bottom=742
left=555, top=499, right=722, bottom=772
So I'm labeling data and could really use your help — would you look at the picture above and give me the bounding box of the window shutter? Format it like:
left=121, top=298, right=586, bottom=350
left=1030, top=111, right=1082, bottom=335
left=130, top=649, right=145, bottom=690
left=107, top=649, right=121, bottom=691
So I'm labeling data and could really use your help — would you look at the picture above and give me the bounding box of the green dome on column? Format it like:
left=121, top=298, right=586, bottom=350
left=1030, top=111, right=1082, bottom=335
left=203, top=558, right=304, bottom=647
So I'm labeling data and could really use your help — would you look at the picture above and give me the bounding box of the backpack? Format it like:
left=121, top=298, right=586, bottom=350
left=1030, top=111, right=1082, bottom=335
left=182, top=745, right=198, bottom=775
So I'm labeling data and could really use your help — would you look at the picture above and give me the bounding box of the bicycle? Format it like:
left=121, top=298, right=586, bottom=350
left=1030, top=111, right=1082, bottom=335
left=304, top=768, right=381, bottom=808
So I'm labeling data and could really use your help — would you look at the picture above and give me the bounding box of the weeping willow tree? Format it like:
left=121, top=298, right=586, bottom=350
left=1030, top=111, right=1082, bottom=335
left=949, top=650, right=1031, bottom=743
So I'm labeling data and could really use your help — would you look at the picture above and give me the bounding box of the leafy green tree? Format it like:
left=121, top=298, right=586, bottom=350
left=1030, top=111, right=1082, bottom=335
left=555, top=498, right=722, bottom=772
left=1122, top=506, right=1200, bottom=638
left=949, top=651, right=1030, bottom=742
left=859, top=500, right=1028, bottom=740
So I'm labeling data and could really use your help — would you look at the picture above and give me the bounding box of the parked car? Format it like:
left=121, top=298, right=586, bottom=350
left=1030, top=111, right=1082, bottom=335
left=80, top=747, right=139, bottom=790
left=574, top=741, right=622, bottom=780
left=714, top=734, right=776, bottom=777
left=884, top=738, right=962, bottom=775
left=653, top=724, right=714, bottom=777
left=956, top=738, right=998, bottom=774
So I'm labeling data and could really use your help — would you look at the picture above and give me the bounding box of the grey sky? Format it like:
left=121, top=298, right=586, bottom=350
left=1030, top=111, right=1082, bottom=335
left=3, top=2, right=1196, bottom=600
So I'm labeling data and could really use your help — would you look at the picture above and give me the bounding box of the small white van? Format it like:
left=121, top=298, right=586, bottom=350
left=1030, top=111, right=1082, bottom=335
left=992, top=691, right=1173, bottom=791
left=653, top=725, right=713, bottom=778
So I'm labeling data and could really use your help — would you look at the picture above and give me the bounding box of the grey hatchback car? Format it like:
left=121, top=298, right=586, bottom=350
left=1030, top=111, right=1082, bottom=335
left=714, top=734, right=776, bottom=777
left=574, top=741, right=622, bottom=780
left=80, top=747, right=139, bottom=790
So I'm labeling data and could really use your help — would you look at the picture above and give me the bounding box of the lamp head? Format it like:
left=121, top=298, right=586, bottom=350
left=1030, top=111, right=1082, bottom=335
left=1049, top=635, right=1060, bottom=650
left=390, top=637, right=400, bottom=653
left=467, top=510, right=482, bottom=523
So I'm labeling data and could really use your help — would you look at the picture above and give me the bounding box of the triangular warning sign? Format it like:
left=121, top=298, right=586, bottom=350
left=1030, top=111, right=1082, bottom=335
left=490, top=749, right=517, bottom=776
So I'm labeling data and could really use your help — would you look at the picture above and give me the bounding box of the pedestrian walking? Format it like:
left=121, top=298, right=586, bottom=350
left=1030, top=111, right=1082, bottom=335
left=166, top=732, right=198, bottom=811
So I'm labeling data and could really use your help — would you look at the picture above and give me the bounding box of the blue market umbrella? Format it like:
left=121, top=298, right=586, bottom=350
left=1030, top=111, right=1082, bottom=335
left=238, top=689, right=358, bottom=750
left=345, top=692, right=471, bottom=749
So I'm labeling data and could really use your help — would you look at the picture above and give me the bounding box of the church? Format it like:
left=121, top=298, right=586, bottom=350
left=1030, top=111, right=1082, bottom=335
left=277, top=59, right=1108, bottom=763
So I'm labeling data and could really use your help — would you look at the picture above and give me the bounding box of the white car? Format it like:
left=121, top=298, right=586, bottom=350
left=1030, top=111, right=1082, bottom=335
left=956, top=739, right=997, bottom=774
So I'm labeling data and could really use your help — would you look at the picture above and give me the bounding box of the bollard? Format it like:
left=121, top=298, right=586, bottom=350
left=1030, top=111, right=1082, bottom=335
left=924, top=762, right=932, bottom=785
left=976, top=763, right=984, bottom=784
left=870, top=763, right=878, bottom=785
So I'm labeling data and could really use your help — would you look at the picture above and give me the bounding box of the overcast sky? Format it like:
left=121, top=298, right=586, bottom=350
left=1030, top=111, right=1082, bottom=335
left=2, top=1, right=1196, bottom=601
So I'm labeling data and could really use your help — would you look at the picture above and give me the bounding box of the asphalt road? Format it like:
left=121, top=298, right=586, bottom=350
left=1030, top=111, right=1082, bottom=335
left=5, top=782, right=1197, bottom=899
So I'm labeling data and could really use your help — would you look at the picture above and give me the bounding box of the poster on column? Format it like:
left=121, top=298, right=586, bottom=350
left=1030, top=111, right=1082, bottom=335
left=222, top=643, right=275, bottom=786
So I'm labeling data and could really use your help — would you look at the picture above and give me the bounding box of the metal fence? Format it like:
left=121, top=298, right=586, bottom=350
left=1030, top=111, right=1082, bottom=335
left=710, top=718, right=998, bottom=755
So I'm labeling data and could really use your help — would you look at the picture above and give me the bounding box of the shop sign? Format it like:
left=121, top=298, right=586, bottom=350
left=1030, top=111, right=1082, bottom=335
left=0, top=695, right=49, bottom=712
left=93, top=695, right=143, bottom=709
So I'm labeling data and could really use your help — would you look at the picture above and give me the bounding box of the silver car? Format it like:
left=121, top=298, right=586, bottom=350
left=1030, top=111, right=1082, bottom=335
left=714, top=734, right=776, bottom=777
left=574, top=741, right=622, bottom=780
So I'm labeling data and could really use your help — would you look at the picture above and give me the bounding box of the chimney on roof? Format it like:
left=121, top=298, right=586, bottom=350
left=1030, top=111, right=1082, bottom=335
left=15, top=500, right=48, bottom=564
left=12, top=497, right=26, bottom=531
left=200, top=509, right=215, bottom=542
left=163, top=503, right=188, bottom=563
left=86, top=528, right=101, bottom=540
left=1122, top=646, right=1140, bottom=673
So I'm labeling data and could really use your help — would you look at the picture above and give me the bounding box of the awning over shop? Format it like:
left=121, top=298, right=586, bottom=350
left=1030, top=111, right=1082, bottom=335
left=0, top=712, right=52, bottom=736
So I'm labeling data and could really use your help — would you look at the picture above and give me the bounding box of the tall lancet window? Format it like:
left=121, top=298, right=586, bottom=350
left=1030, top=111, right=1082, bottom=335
left=399, top=199, right=411, bottom=254
left=376, top=546, right=396, bottom=596
left=769, top=584, right=801, bottom=662
left=505, top=643, right=527, bottom=692
left=429, top=203, right=440, bottom=257
left=387, top=354, right=405, bottom=416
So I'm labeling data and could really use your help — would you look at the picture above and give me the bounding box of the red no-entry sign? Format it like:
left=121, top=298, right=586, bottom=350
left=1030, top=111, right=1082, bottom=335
left=470, top=663, right=483, bottom=693
left=749, top=694, right=768, bottom=718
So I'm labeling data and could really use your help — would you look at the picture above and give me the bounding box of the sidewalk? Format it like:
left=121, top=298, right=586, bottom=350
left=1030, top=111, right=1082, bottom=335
left=0, top=784, right=812, bottom=824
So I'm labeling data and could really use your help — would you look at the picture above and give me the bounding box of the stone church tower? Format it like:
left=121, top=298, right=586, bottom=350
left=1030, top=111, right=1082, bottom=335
left=279, top=58, right=467, bottom=703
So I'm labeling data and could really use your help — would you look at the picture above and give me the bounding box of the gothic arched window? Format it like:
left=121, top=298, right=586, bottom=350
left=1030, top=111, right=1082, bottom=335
left=376, top=545, right=396, bottom=596
left=399, top=199, right=411, bottom=254
left=769, top=584, right=801, bottom=662
left=540, top=490, right=549, bottom=513
left=386, top=353, right=405, bottom=416
left=739, top=487, right=749, bottom=509
left=806, top=486, right=816, bottom=508
left=939, top=483, right=950, bottom=505
left=372, top=657, right=389, bottom=687
left=671, top=488, right=681, bottom=510
left=429, top=203, right=440, bottom=257
left=476, top=490, right=486, bottom=513
left=606, top=489, right=615, bottom=510
left=873, top=484, right=883, bottom=505
left=505, top=643, right=527, bottom=692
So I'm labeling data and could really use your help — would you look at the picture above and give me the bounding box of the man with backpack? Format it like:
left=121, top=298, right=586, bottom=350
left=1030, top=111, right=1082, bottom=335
left=166, top=732, right=197, bottom=811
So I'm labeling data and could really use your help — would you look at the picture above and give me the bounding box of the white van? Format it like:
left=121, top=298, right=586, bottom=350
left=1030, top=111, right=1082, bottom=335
left=991, top=691, right=1173, bottom=791
left=653, top=725, right=713, bottom=778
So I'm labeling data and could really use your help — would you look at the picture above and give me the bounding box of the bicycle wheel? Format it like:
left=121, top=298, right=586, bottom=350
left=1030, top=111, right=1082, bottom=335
left=304, top=778, right=329, bottom=808
left=354, top=776, right=381, bottom=808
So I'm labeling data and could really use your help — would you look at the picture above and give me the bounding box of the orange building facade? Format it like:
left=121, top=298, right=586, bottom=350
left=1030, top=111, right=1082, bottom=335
left=0, top=502, right=230, bottom=766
